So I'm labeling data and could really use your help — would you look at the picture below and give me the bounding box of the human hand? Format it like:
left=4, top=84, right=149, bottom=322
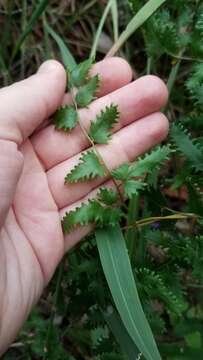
left=0, top=58, right=168, bottom=354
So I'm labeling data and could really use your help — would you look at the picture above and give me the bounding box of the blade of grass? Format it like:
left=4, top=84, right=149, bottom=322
left=44, top=21, right=76, bottom=71
left=104, top=307, right=140, bottom=359
left=90, top=0, right=113, bottom=59
left=111, top=0, right=119, bottom=42
left=96, top=225, right=161, bottom=360
left=107, top=0, right=166, bottom=57
left=12, top=0, right=49, bottom=60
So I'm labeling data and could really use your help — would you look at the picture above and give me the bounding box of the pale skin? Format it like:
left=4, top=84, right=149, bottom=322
left=0, top=58, right=169, bottom=355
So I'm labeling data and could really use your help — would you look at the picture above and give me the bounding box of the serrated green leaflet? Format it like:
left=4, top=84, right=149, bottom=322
left=98, top=188, right=119, bottom=205
left=96, top=225, right=161, bottom=360
left=70, top=58, right=93, bottom=87
left=112, top=146, right=171, bottom=180
left=89, top=105, right=119, bottom=144
left=53, top=106, right=78, bottom=131
left=129, top=146, right=171, bottom=177
left=65, top=150, right=105, bottom=183
left=76, top=75, right=100, bottom=107
left=124, top=180, right=146, bottom=198
left=62, top=200, right=123, bottom=233
left=112, top=163, right=129, bottom=181
left=171, top=123, right=203, bottom=171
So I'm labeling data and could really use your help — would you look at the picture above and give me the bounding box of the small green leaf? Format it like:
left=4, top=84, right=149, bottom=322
left=112, top=163, right=130, bottom=181
left=129, top=146, right=171, bottom=178
left=76, top=75, right=100, bottom=107
left=70, top=58, right=93, bottom=87
left=62, top=199, right=123, bottom=233
left=98, top=188, right=119, bottom=205
left=53, top=106, right=78, bottom=131
left=124, top=180, right=146, bottom=198
left=65, top=150, right=105, bottom=183
left=89, top=105, right=119, bottom=144
left=113, top=146, right=171, bottom=181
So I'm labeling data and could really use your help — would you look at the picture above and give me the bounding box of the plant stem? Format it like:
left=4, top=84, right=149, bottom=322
left=126, top=195, right=140, bottom=260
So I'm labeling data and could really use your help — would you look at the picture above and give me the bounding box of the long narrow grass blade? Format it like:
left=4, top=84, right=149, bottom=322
left=90, top=0, right=112, bottom=59
left=44, top=22, right=76, bottom=71
left=107, top=0, right=166, bottom=57
left=12, top=0, right=49, bottom=60
left=104, top=307, right=140, bottom=359
left=111, top=0, right=119, bottom=42
left=96, top=225, right=161, bottom=360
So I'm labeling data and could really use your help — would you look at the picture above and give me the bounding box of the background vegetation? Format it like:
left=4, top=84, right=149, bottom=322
left=0, top=0, right=203, bottom=359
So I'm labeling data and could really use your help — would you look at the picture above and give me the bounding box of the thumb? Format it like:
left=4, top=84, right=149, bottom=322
left=0, top=60, right=66, bottom=227
left=0, top=60, right=66, bottom=145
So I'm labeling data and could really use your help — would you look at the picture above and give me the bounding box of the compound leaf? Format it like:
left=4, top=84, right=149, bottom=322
left=53, top=106, right=78, bottom=131
left=76, top=75, right=100, bottom=107
left=89, top=105, right=119, bottom=144
left=65, top=150, right=105, bottom=183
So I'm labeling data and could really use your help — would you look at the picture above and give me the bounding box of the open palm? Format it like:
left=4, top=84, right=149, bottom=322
left=0, top=58, right=168, bottom=354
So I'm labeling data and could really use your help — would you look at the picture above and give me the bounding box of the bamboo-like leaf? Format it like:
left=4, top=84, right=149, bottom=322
left=96, top=225, right=161, bottom=360
left=44, top=21, right=76, bottom=71
left=107, top=0, right=167, bottom=57
left=104, top=307, right=140, bottom=359
left=12, top=0, right=49, bottom=60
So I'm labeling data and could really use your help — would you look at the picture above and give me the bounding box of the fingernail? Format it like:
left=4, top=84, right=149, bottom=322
left=38, top=60, right=59, bottom=74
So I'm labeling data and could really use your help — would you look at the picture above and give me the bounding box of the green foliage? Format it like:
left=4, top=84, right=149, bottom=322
left=124, top=179, right=146, bottom=198
left=96, top=225, right=161, bottom=360
left=171, top=123, right=203, bottom=171
left=98, top=188, right=119, bottom=206
left=3, top=0, right=203, bottom=359
left=70, top=58, right=93, bottom=87
left=62, top=199, right=123, bottom=233
left=76, top=74, right=100, bottom=107
left=89, top=105, right=119, bottom=144
left=186, top=63, right=203, bottom=107
left=65, top=150, right=105, bottom=183
left=53, top=106, right=78, bottom=131
left=113, top=146, right=171, bottom=180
